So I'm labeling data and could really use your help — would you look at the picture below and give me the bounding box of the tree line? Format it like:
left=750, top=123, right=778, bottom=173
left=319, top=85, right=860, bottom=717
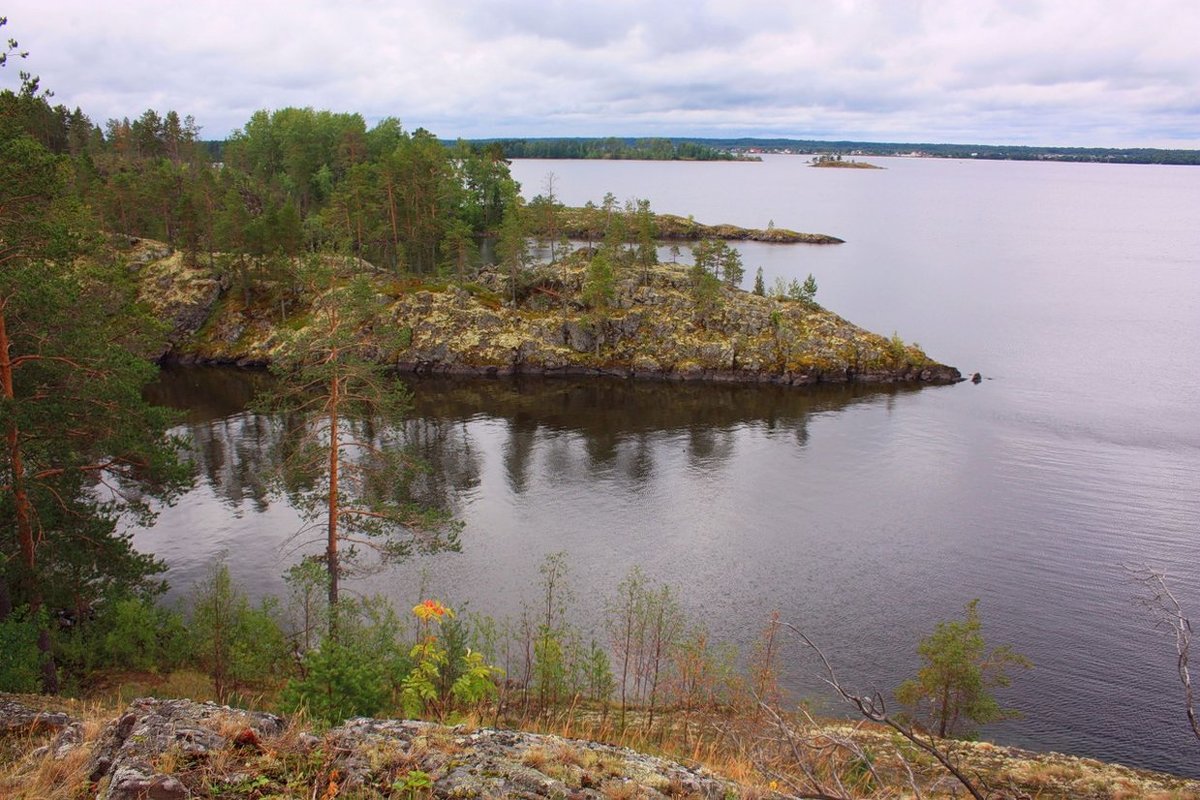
left=475, top=136, right=748, bottom=161
left=6, top=90, right=522, bottom=278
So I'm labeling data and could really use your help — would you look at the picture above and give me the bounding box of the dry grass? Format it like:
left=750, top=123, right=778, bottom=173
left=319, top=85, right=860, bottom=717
left=504, top=703, right=1200, bottom=800
left=91, top=668, right=216, bottom=707
left=552, top=740, right=586, bottom=768
left=600, top=777, right=644, bottom=800
left=0, top=715, right=105, bottom=800
left=520, top=744, right=551, bottom=771
left=510, top=707, right=770, bottom=794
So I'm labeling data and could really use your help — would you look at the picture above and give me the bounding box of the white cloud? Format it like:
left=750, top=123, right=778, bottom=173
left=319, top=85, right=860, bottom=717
left=2, top=0, right=1198, bottom=146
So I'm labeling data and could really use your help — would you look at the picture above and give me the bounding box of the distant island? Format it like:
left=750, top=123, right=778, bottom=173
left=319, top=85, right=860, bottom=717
left=810, top=154, right=884, bottom=169
left=546, top=207, right=844, bottom=244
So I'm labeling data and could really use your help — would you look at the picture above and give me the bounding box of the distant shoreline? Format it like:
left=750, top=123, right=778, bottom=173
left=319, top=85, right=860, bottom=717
left=456, top=136, right=1200, bottom=166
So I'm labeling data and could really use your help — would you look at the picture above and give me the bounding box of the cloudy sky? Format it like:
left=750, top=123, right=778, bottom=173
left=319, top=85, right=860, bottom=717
left=3, top=0, right=1197, bottom=147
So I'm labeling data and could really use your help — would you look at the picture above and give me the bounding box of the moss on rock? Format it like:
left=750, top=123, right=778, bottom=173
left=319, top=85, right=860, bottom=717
left=131, top=242, right=959, bottom=386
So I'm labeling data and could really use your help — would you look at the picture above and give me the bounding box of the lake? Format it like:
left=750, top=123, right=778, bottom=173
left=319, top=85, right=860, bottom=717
left=137, top=155, right=1200, bottom=775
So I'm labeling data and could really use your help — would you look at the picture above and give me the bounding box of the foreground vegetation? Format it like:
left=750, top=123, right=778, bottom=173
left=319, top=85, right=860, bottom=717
left=2, top=554, right=1198, bottom=798
left=8, top=551, right=1195, bottom=798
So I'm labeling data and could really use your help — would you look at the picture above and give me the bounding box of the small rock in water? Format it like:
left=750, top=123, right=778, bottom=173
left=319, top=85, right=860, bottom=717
left=971, top=372, right=982, bottom=384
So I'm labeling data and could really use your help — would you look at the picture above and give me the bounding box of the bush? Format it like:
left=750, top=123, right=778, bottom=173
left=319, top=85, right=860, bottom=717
left=0, top=608, right=43, bottom=692
left=52, top=594, right=191, bottom=684
left=188, top=563, right=291, bottom=701
left=281, top=640, right=390, bottom=724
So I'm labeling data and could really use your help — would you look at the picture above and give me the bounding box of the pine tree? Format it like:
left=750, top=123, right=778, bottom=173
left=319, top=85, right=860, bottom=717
left=1, top=116, right=189, bottom=691
left=257, top=257, right=460, bottom=635
left=895, top=599, right=1031, bottom=738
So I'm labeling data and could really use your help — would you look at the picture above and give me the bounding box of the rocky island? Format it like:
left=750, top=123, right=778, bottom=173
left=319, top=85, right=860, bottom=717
left=552, top=208, right=845, bottom=244
left=810, top=155, right=885, bottom=169
left=130, top=238, right=960, bottom=386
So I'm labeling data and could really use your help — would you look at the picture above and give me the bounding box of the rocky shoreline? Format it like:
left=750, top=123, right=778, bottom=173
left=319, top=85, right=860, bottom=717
left=131, top=239, right=961, bottom=388
left=550, top=208, right=845, bottom=244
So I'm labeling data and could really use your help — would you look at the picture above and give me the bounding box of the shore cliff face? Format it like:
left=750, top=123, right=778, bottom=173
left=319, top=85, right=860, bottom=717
left=129, top=239, right=961, bottom=386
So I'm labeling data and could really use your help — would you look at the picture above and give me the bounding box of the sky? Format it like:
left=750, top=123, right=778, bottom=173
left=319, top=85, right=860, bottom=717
left=2, top=0, right=1198, bottom=148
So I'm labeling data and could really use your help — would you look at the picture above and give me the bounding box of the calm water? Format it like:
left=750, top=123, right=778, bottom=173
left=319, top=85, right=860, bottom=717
left=136, top=156, right=1200, bottom=775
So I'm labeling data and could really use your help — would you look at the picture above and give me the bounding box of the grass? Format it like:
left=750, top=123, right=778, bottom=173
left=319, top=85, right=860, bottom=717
left=0, top=708, right=106, bottom=800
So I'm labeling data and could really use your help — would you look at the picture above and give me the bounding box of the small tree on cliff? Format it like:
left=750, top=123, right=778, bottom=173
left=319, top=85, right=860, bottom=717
left=895, top=598, right=1031, bottom=738
left=259, top=257, right=460, bottom=635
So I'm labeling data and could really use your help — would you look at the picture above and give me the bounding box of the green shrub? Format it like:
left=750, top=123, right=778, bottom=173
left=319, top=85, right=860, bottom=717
left=53, top=595, right=191, bottom=681
left=188, top=562, right=291, bottom=701
left=895, top=599, right=1031, bottom=738
left=0, top=608, right=43, bottom=693
left=282, top=640, right=390, bottom=725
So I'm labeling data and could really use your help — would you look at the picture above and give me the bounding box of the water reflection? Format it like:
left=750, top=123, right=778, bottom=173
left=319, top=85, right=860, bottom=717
left=146, top=367, right=921, bottom=510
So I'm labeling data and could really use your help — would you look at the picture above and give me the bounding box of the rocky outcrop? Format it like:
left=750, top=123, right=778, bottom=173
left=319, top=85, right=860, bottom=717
left=0, top=698, right=74, bottom=736
left=3, top=697, right=748, bottom=800
left=649, top=214, right=845, bottom=243
left=128, top=240, right=225, bottom=357
left=133, top=243, right=960, bottom=387
left=5, top=696, right=1200, bottom=799
left=80, top=698, right=284, bottom=800
left=551, top=208, right=845, bottom=244
left=321, top=717, right=745, bottom=799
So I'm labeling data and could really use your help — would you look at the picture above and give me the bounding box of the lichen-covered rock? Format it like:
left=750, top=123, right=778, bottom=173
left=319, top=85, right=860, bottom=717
left=315, top=716, right=747, bottom=799
left=0, top=698, right=74, bottom=735
left=8, top=698, right=758, bottom=800
left=134, top=250, right=225, bottom=356
left=85, top=698, right=283, bottom=800
left=130, top=243, right=961, bottom=386
left=6, top=696, right=1200, bottom=798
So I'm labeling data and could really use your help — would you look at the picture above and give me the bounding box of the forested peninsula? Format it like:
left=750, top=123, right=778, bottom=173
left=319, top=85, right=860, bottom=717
left=0, top=93, right=946, bottom=385
left=460, top=136, right=758, bottom=161
left=136, top=234, right=957, bottom=386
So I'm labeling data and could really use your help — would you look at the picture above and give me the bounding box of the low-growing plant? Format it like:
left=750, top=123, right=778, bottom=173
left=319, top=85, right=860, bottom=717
left=392, top=768, right=433, bottom=799
left=401, top=600, right=500, bottom=720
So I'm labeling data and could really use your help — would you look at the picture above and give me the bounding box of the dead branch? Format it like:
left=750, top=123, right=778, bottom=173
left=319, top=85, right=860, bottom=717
left=781, top=622, right=989, bottom=800
left=1127, top=564, right=1200, bottom=742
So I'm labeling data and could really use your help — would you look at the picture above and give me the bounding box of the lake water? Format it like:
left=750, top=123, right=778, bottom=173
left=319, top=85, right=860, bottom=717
left=137, top=155, right=1200, bottom=775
